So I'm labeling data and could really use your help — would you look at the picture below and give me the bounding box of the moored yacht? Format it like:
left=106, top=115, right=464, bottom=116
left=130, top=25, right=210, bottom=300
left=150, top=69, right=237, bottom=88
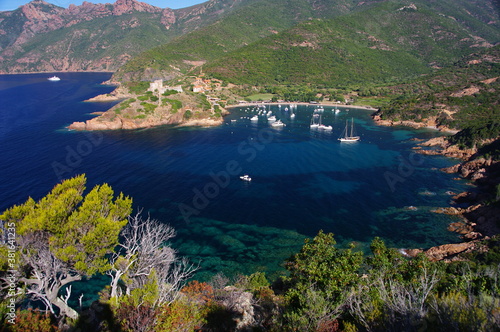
left=310, top=114, right=320, bottom=129
left=271, top=120, right=285, bottom=127
left=240, top=174, right=251, bottom=181
left=339, top=117, right=360, bottom=142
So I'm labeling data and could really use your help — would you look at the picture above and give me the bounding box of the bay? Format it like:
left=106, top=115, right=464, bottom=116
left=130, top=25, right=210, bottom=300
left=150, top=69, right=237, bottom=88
left=0, top=73, right=468, bottom=283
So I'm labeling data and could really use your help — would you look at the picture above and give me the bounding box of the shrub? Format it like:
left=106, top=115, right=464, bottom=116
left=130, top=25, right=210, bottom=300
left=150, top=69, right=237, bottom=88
left=162, top=90, right=179, bottom=96
left=181, top=281, right=215, bottom=304
left=114, top=303, right=157, bottom=332
left=127, top=81, right=149, bottom=95
left=282, top=231, right=363, bottom=331
left=155, top=297, right=207, bottom=332
left=183, top=110, right=193, bottom=120
left=162, top=98, right=183, bottom=113
left=9, top=309, right=58, bottom=332
left=140, top=102, right=157, bottom=114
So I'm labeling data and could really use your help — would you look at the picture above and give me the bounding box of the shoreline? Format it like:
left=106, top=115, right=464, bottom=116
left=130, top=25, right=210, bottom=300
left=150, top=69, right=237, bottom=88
left=403, top=133, right=499, bottom=261
left=371, top=111, right=460, bottom=134
left=370, top=110, right=499, bottom=260
left=0, top=70, right=114, bottom=75
left=226, top=101, right=378, bottom=111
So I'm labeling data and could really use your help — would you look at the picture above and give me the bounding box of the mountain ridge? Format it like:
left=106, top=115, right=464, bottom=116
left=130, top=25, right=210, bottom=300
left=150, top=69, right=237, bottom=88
left=0, top=0, right=260, bottom=73
left=0, top=0, right=498, bottom=77
left=135, top=0, right=500, bottom=87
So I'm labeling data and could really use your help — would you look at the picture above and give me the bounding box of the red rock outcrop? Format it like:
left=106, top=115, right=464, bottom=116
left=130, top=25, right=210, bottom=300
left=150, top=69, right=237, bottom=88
left=0, top=0, right=177, bottom=73
left=424, top=242, right=477, bottom=261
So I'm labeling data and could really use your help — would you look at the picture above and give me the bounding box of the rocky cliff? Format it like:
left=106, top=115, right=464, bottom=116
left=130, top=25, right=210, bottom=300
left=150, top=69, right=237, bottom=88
left=0, top=0, right=250, bottom=73
left=403, top=135, right=500, bottom=261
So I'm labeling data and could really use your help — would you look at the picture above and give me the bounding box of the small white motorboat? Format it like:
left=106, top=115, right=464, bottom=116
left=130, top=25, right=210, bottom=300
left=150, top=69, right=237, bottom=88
left=240, top=174, right=251, bottom=182
left=48, top=76, right=61, bottom=81
left=271, top=120, right=285, bottom=127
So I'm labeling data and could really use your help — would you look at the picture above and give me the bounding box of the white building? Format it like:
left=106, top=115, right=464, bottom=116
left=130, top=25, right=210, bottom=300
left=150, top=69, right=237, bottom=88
left=148, top=80, right=183, bottom=95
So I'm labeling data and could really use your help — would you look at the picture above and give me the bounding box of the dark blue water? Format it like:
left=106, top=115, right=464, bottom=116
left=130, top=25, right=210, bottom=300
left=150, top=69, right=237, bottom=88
left=0, top=73, right=468, bottom=282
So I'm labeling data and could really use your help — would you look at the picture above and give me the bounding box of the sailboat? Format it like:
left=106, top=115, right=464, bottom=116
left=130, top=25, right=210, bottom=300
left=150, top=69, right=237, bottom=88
left=317, top=115, right=332, bottom=130
left=338, top=118, right=360, bottom=142
left=310, top=114, right=319, bottom=129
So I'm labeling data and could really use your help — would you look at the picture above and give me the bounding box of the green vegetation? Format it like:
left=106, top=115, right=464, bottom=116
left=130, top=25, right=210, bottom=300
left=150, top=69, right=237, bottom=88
left=449, top=123, right=500, bottom=149
left=139, top=102, right=157, bottom=114
left=113, top=98, right=136, bottom=114
left=3, top=208, right=499, bottom=331
left=377, top=45, right=500, bottom=147
left=245, top=93, right=275, bottom=102
left=126, top=82, right=150, bottom=95
left=113, top=0, right=335, bottom=80
left=0, top=175, right=132, bottom=320
left=1, top=0, right=500, bottom=330
left=204, top=0, right=498, bottom=88
left=0, top=175, right=195, bottom=328
left=162, top=98, right=183, bottom=113
left=282, top=231, right=363, bottom=330
left=162, top=89, right=180, bottom=96
left=183, top=110, right=193, bottom=120
left=115, top=0, right=499, bottom=87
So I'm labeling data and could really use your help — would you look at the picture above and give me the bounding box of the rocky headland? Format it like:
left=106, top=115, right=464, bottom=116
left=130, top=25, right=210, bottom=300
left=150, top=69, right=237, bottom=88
left=405, top=135, right=500, bottom=261
left=69, top=86, right=226, bottom=131
left=372, top=111, right=459, bottom=134
left=372, top=109, right=500, bottom=261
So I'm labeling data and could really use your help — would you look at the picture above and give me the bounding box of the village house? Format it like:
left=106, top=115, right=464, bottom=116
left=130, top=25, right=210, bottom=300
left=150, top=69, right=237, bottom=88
left=192, top=76, right=223, bottom=93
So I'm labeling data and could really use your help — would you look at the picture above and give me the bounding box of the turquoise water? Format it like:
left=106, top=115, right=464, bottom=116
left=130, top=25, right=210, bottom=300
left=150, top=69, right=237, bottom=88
left=0, top=73, right=468, bottom=283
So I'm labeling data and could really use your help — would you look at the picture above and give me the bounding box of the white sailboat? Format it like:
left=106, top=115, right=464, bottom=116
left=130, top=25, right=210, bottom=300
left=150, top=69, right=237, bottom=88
left=338, top=118, right=360, bottom=142
left=310, top=114, right=319, bottom=129
left=317, top=115, right=332, bottom=130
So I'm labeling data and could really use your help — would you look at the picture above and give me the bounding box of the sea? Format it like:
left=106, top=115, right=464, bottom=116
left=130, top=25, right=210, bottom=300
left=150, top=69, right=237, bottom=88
left=0, top=72, right=469, bottom=284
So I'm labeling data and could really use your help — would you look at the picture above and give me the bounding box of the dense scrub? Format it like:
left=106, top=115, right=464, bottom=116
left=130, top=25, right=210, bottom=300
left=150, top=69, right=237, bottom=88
left=2, top=216, right=499, bottom=331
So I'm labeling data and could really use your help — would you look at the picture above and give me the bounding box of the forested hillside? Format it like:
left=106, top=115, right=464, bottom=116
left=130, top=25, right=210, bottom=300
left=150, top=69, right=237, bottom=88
left=112, top=0, right=376, bottom=81
left=203, top=0, right=499, bottom=87
left=375, top=45, right=500, bottom=140
left=114, top=0, right=499, bottom=85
